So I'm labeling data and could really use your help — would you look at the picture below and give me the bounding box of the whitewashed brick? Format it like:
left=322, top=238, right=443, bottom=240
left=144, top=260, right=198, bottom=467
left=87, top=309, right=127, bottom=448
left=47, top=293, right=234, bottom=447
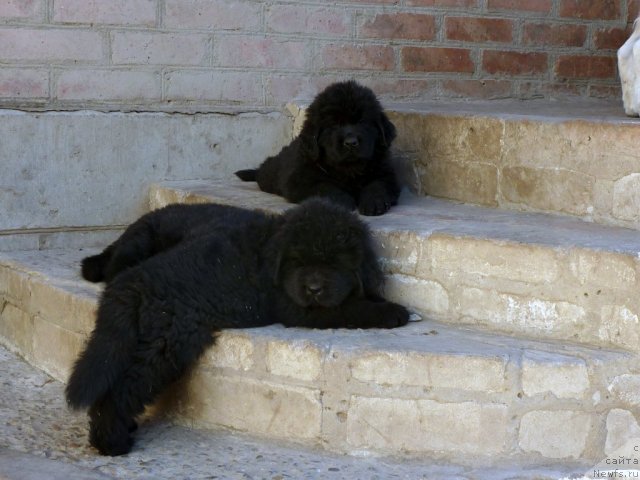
left=53, top=0, right=156, bottom=26
left=0, top=29, right=103, bottom=63
left=112, top=32, right=208, bottom=66
left=164, top=0, right=261, bottom=31
left=57, top=69, right=160, bottom=101
left=266, top=5, right=350, bottom=36
left=215, top=35, right=309, bottom=69
left=0, top=0, right=44, bottom=20
left=165, top=70, right=262, bottom=103
left=0, top=68, right=48, bottom=98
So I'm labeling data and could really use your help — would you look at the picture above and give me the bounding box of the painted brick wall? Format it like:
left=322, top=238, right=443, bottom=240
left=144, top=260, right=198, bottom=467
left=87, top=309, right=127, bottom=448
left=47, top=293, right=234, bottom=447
left=0, top=0, right=636, bottom=111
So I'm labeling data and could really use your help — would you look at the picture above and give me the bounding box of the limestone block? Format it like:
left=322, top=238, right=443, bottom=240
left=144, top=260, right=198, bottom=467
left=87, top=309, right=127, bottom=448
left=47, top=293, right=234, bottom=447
left=519, top=410, right=592, bottom=459
left=618, top=21, right=640, bottom=117
left=521, top=351, right=589, bottom=399
left=459, top=288, right=586, bottom=338
left=500, top=166, right=595, bottom=216
left=569, top=249, right=637, bottom=289
left=374, top=230, right=423, bottom=276
left=350, top=352, right=506, bottom=392
left=613, top=173, right=640, bottom=222
left=181, top=373, right=322, bottom=440
left=430, top=236, right=559, bottom=284
left=32, top=316, right=87, bottom=382
left=29, top=281, right=97, bottom=334
left=266, top=340, right=323, bottom=382
left=0, top=302, right=33, bottom=358
left=608, top=374, right=640, bottom=407
left=204, top=331, right=254, bottom=371
left=599, top=305, right=640, bottom=351
left=347, top=396, right=508, bottom=455
left=383, top=274, right=449, bottom=317
left=605, top=409, right=640, bottom=455
left=419, top=160, right=499, bottom=207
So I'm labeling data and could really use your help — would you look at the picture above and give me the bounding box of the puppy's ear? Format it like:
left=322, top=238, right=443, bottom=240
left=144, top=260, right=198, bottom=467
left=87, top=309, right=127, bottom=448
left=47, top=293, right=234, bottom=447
left=300, top=129, right=321, bottom=161
left=377, top=113, right=396, bottom=147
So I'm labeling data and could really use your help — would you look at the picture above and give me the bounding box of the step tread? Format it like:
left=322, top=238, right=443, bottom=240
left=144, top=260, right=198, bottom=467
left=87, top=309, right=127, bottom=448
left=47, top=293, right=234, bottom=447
left=154, top=178, right=640, bottom=256
left=0, top=247, right=628, bottom=364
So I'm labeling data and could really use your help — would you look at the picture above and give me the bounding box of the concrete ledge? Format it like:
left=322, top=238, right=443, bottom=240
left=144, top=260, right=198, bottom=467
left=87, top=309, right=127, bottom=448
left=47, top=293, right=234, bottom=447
left=0, top=248, right=637, bottom=465
left=150, top=179, right=640, bottom=353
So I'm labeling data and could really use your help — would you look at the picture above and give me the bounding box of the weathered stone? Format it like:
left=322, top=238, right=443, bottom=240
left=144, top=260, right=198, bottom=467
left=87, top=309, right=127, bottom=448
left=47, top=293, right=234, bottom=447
left=519, top=410, right=592, bottom=459
left=29, top=281, right=97, bottom=334
left=179, top=373, right=322, bottom=440
left=419, top=161, right=499, bottom=207
left=608, top=374, right=640, bottom=407
left=204, top=331, right=254, bottom=371
left=458, top=288, right=587, bottom=338
left=347, top=396, right=508, bottom=455
left=500, top=166, right=595, bottom=216
left=605, top=409, right=640, bottom=455
left=599, top=305, right=640, bottom=351
left=350, top=351, right=506, bottom=392
left=383, top=274, right=449, bottom=317
left=521, top=351, right=589, bottom=399
left=31, top=316, right=87, bottom=382
left=0, top=302, right=33, bottom=358
left=569, top=249, right=637, bottom=288
left=374, top=230, right=423, bottom=276
left=430, top=236, right=559, bottom=284
left=266, top=340, right=323, bottom=382
left=613, top=173, right=640, bottom=222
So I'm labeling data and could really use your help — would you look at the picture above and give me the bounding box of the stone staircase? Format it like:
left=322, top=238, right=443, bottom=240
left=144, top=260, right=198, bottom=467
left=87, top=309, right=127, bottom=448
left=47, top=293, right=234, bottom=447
left=1, top=99, right=639, bottom=477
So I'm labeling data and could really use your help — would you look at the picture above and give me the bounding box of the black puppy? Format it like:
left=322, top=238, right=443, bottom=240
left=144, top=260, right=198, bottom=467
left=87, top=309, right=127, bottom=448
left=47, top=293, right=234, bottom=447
left=67, top=200, right=409, bottom=456
left=235, top=81, right=401, bottom=216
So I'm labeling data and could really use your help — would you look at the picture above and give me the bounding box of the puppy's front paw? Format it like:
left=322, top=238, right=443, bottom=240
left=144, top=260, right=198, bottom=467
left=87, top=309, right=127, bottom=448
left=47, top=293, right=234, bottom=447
left=358, top=193, right=392, bottom=216
left=372, top=301, right=410, bottom=328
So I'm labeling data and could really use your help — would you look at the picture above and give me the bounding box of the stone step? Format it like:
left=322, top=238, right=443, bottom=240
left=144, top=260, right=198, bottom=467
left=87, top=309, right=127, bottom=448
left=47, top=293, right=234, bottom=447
left=1, top=247, right=638, bottom=467
left=290, top=99, right=640, bottom=230
left=150, top=179, right=640, bottom=353
left=0, top=345, right=586, bottom=480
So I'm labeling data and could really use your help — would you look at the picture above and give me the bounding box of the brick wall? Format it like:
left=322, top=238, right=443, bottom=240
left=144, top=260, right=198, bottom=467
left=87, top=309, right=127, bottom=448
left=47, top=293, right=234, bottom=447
left=0, top=0, right=637, bottom=111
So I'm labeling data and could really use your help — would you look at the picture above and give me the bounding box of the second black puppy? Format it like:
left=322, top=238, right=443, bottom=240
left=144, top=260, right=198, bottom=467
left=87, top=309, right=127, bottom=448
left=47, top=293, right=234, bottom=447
left=236, top=81, right=401, bottom=216
left=67, top=200, right=409, bottom=456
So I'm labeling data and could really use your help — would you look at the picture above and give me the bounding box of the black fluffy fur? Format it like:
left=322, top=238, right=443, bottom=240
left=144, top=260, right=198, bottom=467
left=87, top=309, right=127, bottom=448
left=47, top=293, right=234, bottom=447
left=235, top=81, right=401, bottom=216
left=67, top=199, right=409, bottom=456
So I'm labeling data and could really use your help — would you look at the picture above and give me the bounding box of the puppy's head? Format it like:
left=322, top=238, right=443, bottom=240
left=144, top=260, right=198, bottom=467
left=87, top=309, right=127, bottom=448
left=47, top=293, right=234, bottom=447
left=300, top=81, right=396, bottom=175
left=270, top=199, right=382, bottom=308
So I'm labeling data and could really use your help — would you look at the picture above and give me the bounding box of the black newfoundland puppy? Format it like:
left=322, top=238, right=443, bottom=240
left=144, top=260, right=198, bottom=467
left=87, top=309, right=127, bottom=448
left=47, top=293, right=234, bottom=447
left=235, top=81, right=401, bottom=216
left=67, top=200, right=409, bottom=456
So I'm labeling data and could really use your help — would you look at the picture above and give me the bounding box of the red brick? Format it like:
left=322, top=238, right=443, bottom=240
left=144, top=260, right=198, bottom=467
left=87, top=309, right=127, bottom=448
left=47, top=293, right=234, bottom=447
left=359, top=13, right=436, bottom=41
left=215, top=36, right=309, bottom=70
left=54, top=0, right=155, bottom=26
left=358, top=78, right=436, bottom=100
left=344, top=0, right=399, bottom=4
left=629, top=0, right=640, bottom=23
left=165, top=0, right=261, bottom=30
left=321, top=44, right=395, bottom=71
left=445, top=17, right=513, bottom=43
left=267, top=5, right=350, bottom=36
left=402, top=47, right=475, bottom=73
left=559, top=0, right=621, bottom=20
left=487, top=0, right=551, bottom=13
left=519, top=81, right=585, bottom=99
left=523, top=23, right=587, bottom=47
left=594, top=27, right=632, bottom=50
left=555, top=55, right=617, bottom=79
left=441, top=79, right=512, bottom=99
left=589, top=85, right=621, bottom=98
left=482, top=50, right=548, bottom=76
left=407, top=0, right=478, bottom=6
left=0, top=68, right=48, bottom=98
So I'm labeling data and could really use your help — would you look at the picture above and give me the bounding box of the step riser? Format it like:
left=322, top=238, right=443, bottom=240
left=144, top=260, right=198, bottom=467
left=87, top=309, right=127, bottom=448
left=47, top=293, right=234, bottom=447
left=151, top=182, right=640, bottom=353
left=391, top=111, right=640, bottom=231
left=2, top=258, right=637, bottom=465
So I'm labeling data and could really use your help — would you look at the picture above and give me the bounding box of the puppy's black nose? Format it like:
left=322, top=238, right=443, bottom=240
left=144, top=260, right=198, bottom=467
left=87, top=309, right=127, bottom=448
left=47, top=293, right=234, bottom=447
left=305, top=283, right=324, bottom=297
left=343, top=136, right=359, bottom=148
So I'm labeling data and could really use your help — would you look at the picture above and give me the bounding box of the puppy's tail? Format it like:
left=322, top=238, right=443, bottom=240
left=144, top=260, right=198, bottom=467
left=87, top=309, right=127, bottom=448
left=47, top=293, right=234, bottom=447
left=235, top=169, right=257, bottom=182
left=65, top=285, right=139, bottom=409
left=81, top=245, right=114, bottom=282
